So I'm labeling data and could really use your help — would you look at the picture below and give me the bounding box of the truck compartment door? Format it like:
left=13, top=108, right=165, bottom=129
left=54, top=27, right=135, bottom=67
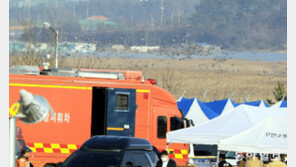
left=106, top=88, right=136, bottom=136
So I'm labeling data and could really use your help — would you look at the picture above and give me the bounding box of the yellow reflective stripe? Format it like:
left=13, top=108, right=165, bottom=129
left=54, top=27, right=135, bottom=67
left=107, top=127, right=124, bottom=131
left=181, top=149, right=188, bottom=154
left=34, top=143, right=44, bottom=148
left=9, top=83, right=92, bottom=90
left=60, top=148, right=70, bottom=154
left=175, top=154, right=183, bottom=159
left=44, top=148, right=53, bottom=153
left=67, top=144, right=77, bottom=149
left=30, top=148, right=36, bottom=153
left=136, top=89, right=150, bottom=93
left=167, top=149, right=174, bottom=153
left=51, top=143, right=60, bottom=149
left=28, top=143, right=80, bottom=154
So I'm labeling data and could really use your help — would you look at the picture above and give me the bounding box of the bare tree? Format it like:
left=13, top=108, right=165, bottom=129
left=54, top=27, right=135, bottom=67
left=10, top=19, right=45, bottom=66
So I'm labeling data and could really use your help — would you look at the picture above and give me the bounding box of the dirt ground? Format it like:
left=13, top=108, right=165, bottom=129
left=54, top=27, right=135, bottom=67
left=10, top=55, right=287, bottom=103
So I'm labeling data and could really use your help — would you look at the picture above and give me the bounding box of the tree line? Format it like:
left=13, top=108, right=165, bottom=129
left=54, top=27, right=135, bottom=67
left=10, top=0, right=286, bottom=51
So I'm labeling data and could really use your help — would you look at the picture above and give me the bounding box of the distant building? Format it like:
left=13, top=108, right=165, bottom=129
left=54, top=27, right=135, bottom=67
left=130, top=46, right=160, bottom=53
left=86, top=15, right=109, bottom=21
left=78, top=15, right=121, bottom=31
left=111, top=45, right=125, bottom=52
left=198, top=43, right=221, bottom=51
left=9, top=41, right=97, bottom=54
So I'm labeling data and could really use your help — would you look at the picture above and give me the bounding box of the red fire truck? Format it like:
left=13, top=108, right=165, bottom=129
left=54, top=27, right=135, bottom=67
left=9, top=66, right=189, bottom=167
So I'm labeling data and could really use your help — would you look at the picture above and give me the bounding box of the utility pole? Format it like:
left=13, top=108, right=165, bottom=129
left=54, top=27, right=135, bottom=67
left=55, top=30, right=59, bottom=68
left=86, top=0, right=89, bottom=18
left=145, top=30, right=148, bottom=46
left=151, top=13, right=154, bottom=26
left=185, top=32, right=189, bottom=45
left=43, top=22, right=59, bottom=68
left=171, top=12, right=174, bottom=25
left=178, top=10, right=182, bottom=25
left=151, top=13, right=157, bottom=45
left=131, top=14, right=135, bottom=46
left=160, top=0, right=164, bottom=26
left=73, top=0, right=76, bottom=17
left=28, top=0, right=31, bottom=19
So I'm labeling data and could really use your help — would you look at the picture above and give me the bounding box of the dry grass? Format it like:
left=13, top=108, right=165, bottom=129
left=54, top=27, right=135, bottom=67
left=9, top=55, right=287, bottom=103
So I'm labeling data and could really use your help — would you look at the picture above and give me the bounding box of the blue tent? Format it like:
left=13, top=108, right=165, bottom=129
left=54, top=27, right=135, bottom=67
left=243, top=100, right=270, bottom=107
left=196, top=99, right=219, bottom=119
left=271, top=100, right=287, bottom=108
left=280, top=100, right=287, bottom=107
left=177, top=98, right=219, bottom=125
left=177, top=98, right=195, bottom=116
left=176, top=97, right=272, bottom=126
left=203, top=99, right=237, bottom=115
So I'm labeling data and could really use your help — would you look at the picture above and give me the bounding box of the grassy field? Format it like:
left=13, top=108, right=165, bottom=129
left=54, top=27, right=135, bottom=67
left=10, top=55, right=287, bottom=103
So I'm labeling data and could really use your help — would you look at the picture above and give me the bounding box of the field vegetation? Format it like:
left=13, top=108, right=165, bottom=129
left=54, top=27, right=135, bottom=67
left=10, top=55, right=286, bottom=103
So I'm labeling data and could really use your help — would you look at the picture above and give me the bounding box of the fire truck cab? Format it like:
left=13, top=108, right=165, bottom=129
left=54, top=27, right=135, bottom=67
left=9, top=65, right=189, bottom=167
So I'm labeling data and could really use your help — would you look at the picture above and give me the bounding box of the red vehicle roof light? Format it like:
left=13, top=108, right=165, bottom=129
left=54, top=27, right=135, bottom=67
left=148, top=79, right=157, bottom=85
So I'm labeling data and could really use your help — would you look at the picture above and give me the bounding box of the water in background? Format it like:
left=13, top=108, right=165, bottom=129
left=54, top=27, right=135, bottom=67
left=9, top=41, right=286, bottom=62
left=92, top=51, right=287, bottom=62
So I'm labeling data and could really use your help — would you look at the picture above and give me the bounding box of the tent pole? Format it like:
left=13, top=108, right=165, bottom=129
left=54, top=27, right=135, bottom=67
left=282, top=93, right=286, bottom=101
left=216, top=150, right=220, bottom=166
left=9, top=117, right=16, bottom=167
left=260, top=158, right=262, bottom=167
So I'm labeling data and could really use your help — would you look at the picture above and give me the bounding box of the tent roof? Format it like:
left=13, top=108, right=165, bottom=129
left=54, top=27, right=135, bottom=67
left=203, top=99, right=228, bottom=115
left=196, top=99, right=219, bottom=119
left=244, top=100, right=270, bottom=107
left=185, top=98, right=211, bottom=125
left=203, top=99, right=237, bottom=115
left=218, top=115, right=287, bottom=153
left=271, top=100, right=287, bottom=108
left=177, top=98, right=194, bottom=116
left=167, top=105, right=286, bottom=145
left=281, top=100, right=287, bottom=107
left=177, top=98, right=219, bottom=119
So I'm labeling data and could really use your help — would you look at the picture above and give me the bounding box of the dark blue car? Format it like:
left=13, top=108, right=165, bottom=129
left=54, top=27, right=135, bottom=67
left=46, top=136, right=159, bottom=167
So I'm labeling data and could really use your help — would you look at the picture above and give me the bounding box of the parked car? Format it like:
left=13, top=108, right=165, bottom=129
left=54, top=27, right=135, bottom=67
left=44, top=136, right=159, bottom=167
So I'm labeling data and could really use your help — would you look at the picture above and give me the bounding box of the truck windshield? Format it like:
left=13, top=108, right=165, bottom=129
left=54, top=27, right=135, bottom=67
left=193, top=144, right=217, bottom=156
left=62, top=150, right=122, bottom=167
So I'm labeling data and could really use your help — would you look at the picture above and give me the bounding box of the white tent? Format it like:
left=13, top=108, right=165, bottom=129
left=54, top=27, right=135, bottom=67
left=242, top=100, right=270, bottom=108
left=271, top=100, right=287, bottom=109
left=167, top=105, right=286, bottom=145
left=185, top=98, right=219, bottom=125
left=218, top=115, right=287, bottom=154
left=186, top=98, right=210, bottom=125
left=221, top=99, right=236, bottom=115
left=203, top=98, right=237, bottom=116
